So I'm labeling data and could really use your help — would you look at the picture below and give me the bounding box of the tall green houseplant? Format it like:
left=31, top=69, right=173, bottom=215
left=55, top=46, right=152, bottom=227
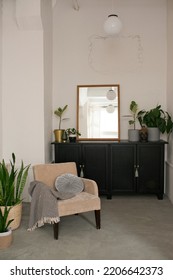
left=128, top=101, right=145, bottom=142
left=0, top=153, right=30, bottom=230
left=54, top=105, right=69, bottom=130
left=0, top=153, right=30, bottom=206
left=54, top=105, right=69, bottom=142
left=129, top=101, right=139, bottom=129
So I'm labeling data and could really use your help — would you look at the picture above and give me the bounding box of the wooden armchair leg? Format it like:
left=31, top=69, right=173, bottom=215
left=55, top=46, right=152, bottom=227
left=95, top=210, right=101, bottom=229
left=53, top=222, right=59, bottom=240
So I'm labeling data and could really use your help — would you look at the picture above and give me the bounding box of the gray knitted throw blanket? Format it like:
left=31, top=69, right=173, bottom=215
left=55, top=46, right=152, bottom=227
left=28, top=181, right=76, bottom=231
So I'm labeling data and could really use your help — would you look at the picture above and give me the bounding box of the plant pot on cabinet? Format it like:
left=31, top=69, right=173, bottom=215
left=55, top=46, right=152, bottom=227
left=128, top=129, right=139, bottom=142
left=0, top=203, right=22, bottom=230
left=54, top=129, right=65, bottom=143
left=147, top=127, right=160, bottom=141
left=69, top=135, right=77, bottom=143
left=0, top=229, right=13, bottom=249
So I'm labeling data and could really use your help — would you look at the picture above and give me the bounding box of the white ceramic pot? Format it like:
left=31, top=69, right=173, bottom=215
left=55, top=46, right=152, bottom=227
left=147, top=127, right=160, bottom=141
left=0, top=229, right=13, bottom=249
left=128, top=129, right=139, bottom=142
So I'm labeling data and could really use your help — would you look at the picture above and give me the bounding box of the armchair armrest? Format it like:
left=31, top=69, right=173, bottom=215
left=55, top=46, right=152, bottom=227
left=81, top=178, right=99, bottom=196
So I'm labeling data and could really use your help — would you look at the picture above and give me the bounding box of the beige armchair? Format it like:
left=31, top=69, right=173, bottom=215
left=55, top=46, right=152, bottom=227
left=32, top=162, right=101, bottom=239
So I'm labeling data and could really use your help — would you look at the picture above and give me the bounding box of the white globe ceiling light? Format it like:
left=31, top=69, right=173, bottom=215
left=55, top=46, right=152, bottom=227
left=106, top=89, right=116, bottom=100
left=106, top=105, right=115, bottom=113
left=104, top=14, right=122, bottom=35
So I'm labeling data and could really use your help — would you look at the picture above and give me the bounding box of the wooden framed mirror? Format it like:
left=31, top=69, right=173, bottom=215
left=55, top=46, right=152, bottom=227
left=77, top=84, right=120, bottom=141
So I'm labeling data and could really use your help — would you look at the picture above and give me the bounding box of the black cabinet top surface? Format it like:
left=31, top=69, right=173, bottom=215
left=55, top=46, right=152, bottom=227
left=51, top=140, right=168, bottom=145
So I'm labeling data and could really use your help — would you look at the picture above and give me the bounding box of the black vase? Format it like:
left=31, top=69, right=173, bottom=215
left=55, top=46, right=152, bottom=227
left=69, top=136, right=76, bottom=143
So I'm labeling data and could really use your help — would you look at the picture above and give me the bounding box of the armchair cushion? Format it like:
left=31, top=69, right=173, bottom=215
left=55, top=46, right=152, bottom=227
left=55, top=173, right=84, bottom=194
left=58, top=192, right=100, bottom=217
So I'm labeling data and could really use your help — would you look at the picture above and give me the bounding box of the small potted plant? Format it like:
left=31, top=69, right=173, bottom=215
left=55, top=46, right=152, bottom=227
left=127, top=101, right=145, bottom=142
left=0, top=206, right=14, bottom=249
left=139, top=105, right=173, bottom=141
left=54, top=105, right=69, bottom=142
left=66, top=128, right=81, bottom=142
left=0, top=153, right=30, bottom=230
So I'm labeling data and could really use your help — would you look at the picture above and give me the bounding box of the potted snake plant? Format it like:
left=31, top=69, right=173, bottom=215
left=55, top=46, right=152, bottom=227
left=0, top=206, right=14, bottom=249
left=0, top=153, right=30, bottom=230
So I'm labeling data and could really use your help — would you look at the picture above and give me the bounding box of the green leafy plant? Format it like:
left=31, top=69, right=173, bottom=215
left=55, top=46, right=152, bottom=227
left=0, top=153, right=30, bottom=206
left=54, top=105, right=69, bottom=129
left=66, top=128, right=81, bottom=136
left=140, top=105, right=173, bottom=135
left=128, top=101, right=138, bottom=129
left=128, top=101, right=144, bottom=129
left=0, top=207, right=14, bottom=233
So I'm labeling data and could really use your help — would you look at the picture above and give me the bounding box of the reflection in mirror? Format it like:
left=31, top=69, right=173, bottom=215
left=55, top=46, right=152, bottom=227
left=77, top=85, right=120, bottom=141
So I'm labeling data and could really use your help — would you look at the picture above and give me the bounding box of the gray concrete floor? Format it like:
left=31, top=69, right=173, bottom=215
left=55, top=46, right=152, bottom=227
left=1, top=195, right=173, bottom=260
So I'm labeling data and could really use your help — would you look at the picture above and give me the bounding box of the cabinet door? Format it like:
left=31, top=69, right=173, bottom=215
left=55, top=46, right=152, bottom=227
left=53, top=143, right=81, bottom=175
left=110, top=144, right=136, bottom=193
left=137, top=143, right=164, bottom=199
left=82, top=144, right=109, bottom=195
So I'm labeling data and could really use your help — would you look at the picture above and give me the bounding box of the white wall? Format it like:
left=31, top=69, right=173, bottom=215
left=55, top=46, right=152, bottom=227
left=166, top=0, right=173, bottom=203
left=1, top=0, right=53, bottom=164
left=1, top=0, right=53, bottom=201
left=2, top=0, right=44, bottom=164
left=53, top=0, right=173, bottom=201
left=53, top=0, right=167, bottom=140
left=41, top=0, right=53, bottom=163
left=0, top=0, right=2, bottom=158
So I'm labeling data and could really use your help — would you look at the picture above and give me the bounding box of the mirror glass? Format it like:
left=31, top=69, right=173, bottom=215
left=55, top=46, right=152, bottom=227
left=77, top=85, right=120, bottom=141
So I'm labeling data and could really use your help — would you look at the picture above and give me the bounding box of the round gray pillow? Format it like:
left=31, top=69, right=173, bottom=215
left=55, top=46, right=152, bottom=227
left=55, top=173, right=84, bottom=195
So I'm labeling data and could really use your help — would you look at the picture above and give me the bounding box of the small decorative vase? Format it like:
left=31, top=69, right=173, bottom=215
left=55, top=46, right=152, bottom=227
left=62, top=130, right=67, bottom=143
left=139, top=126, right=148, bottom=142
